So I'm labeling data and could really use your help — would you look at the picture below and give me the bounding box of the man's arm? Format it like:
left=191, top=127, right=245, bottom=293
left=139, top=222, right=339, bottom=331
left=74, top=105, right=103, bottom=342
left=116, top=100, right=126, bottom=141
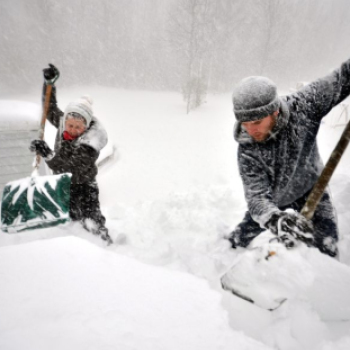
left=292, top=58, right=350, bottom=121
left=238, top=146, right=279, bottom=228
left=238, top=146, right=315, bottom=247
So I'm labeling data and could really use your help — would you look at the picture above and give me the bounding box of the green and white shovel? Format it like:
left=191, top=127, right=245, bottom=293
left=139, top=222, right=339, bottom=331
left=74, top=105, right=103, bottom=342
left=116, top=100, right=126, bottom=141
left=1, top=83, right=71, bottom=233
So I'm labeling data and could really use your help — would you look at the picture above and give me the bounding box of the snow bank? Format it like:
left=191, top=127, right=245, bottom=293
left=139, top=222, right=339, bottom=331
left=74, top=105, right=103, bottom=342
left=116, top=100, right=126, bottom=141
left=0, top=236, right=269, bottom=350
left=222, top=231, right=350, bottom=321
left=0, top=100, right=41, bottom=131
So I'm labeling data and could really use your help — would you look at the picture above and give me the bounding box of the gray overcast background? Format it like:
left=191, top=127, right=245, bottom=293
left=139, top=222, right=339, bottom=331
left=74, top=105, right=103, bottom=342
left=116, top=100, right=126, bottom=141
left=1, top=0, right=350, bottom=99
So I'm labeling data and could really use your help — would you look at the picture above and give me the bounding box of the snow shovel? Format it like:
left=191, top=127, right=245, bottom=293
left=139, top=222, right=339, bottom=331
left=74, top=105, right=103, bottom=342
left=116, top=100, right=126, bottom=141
left=221, top=118, right=350, bottom=310
left=1, top=83, right=72, bottom=233
left=300, top=118, right=350, bottom=220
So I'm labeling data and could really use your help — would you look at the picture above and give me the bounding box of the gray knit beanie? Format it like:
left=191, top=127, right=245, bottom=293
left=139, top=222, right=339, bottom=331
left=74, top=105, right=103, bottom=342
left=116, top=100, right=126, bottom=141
left=64, top=95, right=93, bottom=126
left=233, top=76, right=280, bottom=122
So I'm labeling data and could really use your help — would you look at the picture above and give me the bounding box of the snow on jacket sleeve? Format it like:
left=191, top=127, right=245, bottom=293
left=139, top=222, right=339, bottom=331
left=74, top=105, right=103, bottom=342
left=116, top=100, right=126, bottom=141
left=293, top=58, right=350, bottom=121
left=42, top=83, right=63, bottom=129
left=238, top=144, right=280, bottom=228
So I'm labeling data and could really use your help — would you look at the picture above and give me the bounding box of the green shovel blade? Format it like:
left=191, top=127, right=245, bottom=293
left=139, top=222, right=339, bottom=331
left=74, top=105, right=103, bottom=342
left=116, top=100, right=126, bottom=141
left=1, top=173, right=71, bottom=233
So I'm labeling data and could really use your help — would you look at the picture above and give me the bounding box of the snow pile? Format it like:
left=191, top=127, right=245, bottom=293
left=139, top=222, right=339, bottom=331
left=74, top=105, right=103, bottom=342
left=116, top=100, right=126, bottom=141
left=222, top=231, right=350, bottom=320
left=0, top=236, right=269, bottom=350
left=0, top=100, right=41, bottom=131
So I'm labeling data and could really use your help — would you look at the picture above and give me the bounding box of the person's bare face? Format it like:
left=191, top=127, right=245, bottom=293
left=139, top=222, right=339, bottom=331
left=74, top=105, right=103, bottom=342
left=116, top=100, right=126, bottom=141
left=65, top=117, right=87, bottom=138
left=241, top=111, right=278, bottom=142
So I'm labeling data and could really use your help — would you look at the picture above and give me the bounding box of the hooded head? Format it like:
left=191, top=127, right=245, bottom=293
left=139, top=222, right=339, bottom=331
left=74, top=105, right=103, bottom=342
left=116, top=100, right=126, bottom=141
left=64, top=95, right=94, bottom=127
left=233, top=76, right=280, bottom=123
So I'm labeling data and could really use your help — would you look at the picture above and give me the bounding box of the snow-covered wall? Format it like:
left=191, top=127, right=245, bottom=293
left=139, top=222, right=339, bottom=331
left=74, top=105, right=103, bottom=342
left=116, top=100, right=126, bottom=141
left=0, top=101, right=41, bottom=131
left=0, top=101, right=42, bottom=194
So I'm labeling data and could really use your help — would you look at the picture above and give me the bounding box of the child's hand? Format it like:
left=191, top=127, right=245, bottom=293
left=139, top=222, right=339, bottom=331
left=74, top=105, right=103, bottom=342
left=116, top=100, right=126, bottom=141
left=43, top=63, right=60, bottom=85
left=29, top=140, right=53, bottom=159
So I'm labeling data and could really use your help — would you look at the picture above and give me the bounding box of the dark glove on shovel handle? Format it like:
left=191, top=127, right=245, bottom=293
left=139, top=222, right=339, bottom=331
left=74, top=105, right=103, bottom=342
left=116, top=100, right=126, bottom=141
left=30, top=140, right=53, bottom=159
left=267, top=211, right=314, bottom=248
left=43, top=63, right=60, bottom=85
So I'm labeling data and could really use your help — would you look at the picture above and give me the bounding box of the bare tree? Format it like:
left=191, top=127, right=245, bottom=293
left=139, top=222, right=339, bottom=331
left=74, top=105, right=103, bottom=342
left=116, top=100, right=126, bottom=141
left=253, top=0, right=284, bottom=77
left=167, top=0, right=244, bottom=113
left=167, top=0, right=205, bottom=113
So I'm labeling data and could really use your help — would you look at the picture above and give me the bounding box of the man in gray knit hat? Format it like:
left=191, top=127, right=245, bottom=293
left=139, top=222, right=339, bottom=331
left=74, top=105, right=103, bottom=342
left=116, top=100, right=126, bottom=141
left=229, top=58, right=350, bottom=257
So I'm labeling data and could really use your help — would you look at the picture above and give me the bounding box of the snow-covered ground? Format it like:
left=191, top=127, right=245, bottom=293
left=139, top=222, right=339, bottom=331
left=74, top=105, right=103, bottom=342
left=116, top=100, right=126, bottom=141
left=1, top=87, right=350, bottom=350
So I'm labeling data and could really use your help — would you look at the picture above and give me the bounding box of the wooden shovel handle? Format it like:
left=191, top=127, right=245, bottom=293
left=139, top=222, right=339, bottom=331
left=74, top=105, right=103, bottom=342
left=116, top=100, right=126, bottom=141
left=35, top=84, right=53, bottom=168
left=301, top=119, right=350, bottom=220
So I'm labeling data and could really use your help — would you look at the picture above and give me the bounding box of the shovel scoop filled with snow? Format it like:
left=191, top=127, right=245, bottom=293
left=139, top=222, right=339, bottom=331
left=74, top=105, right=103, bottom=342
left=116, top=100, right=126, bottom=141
left=1, top=173, right=71, bottom=233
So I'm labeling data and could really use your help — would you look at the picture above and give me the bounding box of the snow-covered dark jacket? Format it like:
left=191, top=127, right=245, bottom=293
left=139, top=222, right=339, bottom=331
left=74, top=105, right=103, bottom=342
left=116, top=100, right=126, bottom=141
left=234, top=58, right=350, bottom=227
left=43, top=85, right=108, bottom=185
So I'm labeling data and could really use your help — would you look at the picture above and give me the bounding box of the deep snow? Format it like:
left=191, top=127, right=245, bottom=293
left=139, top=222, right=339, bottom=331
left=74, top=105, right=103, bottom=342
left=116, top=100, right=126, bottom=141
left=0, top=236, right=268, bottom=350
left=0, top=87, right=350, bottom=350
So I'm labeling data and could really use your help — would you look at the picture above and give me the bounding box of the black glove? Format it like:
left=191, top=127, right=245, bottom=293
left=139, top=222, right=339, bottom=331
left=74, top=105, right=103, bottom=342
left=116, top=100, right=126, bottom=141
left=266, top=211, right=314, bottom=248
left=29, top=140, right=53, bottom=158
left=43, top=63, right=60, bottom=85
